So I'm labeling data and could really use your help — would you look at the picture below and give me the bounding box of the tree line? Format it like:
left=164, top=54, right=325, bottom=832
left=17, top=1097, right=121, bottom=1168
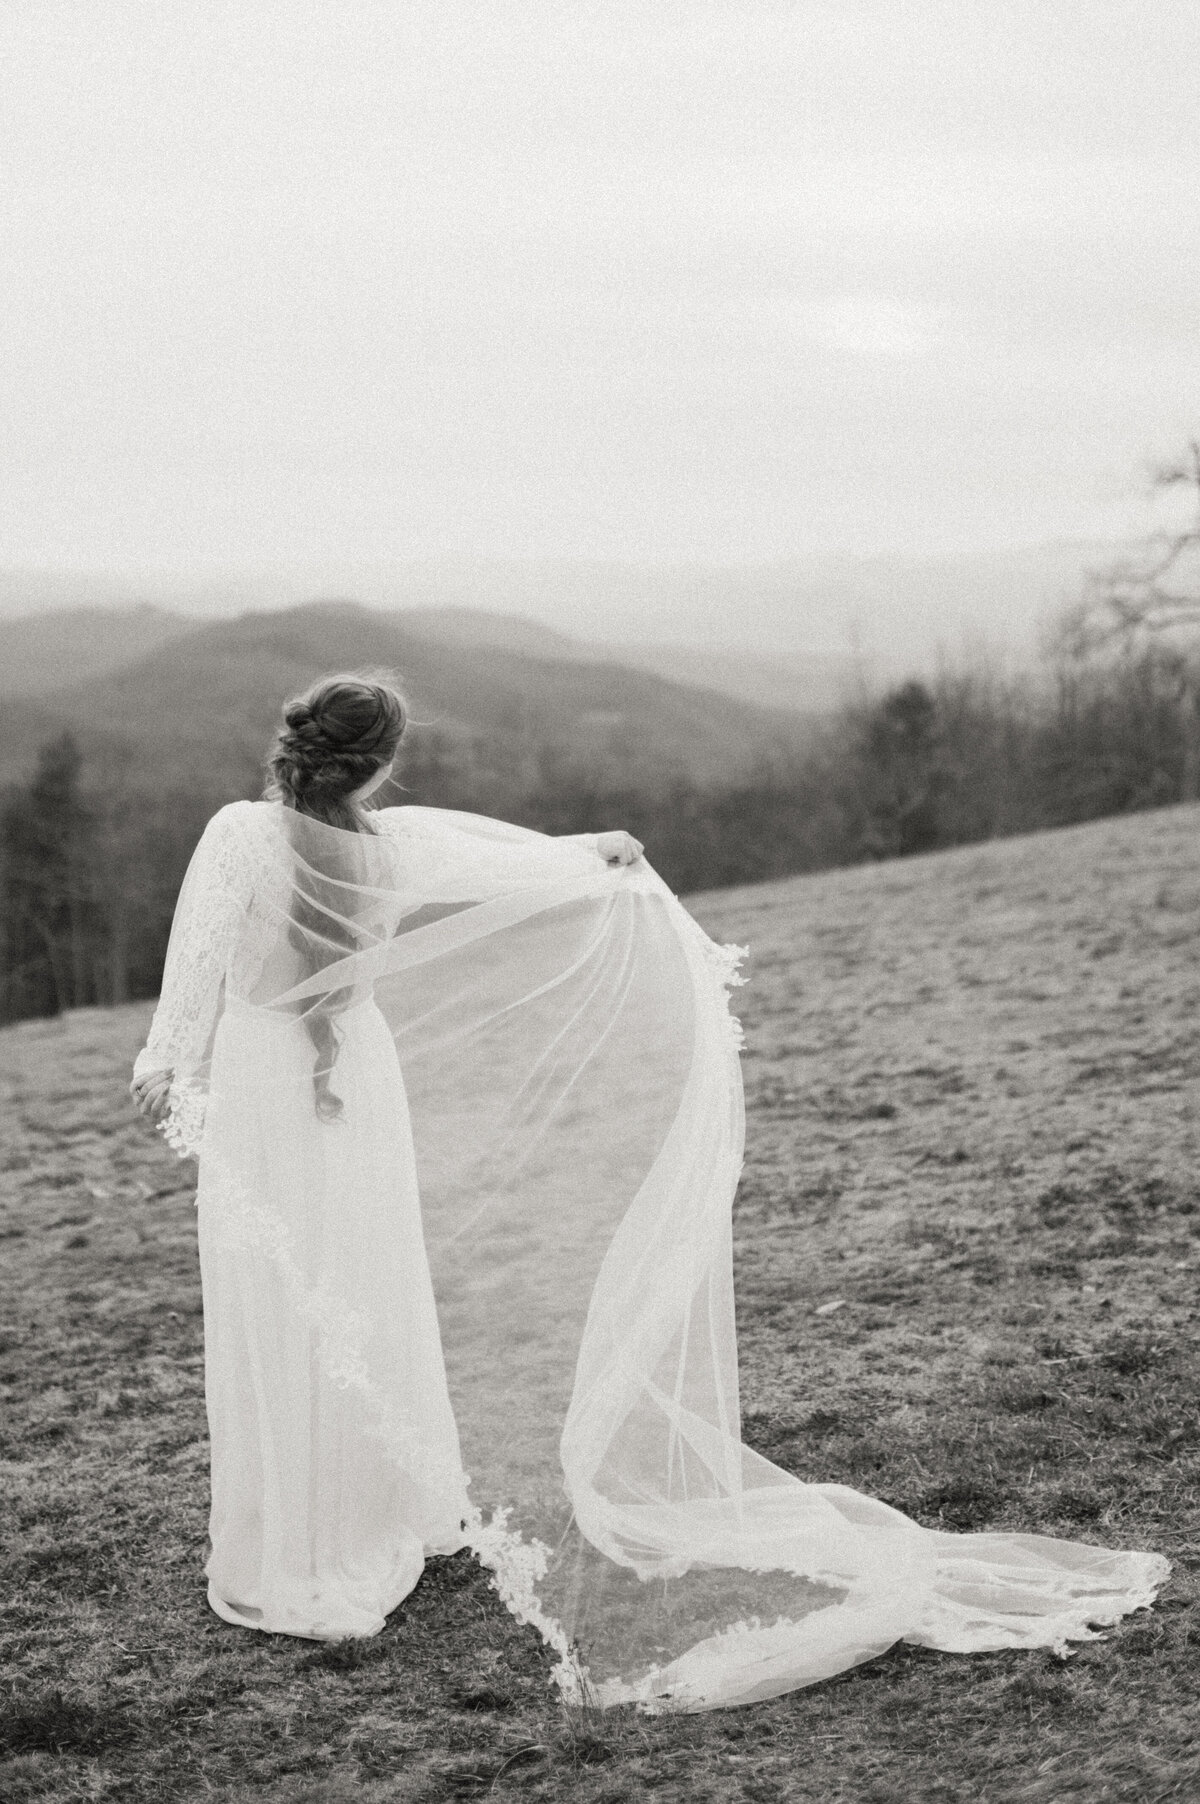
left=3, top=630, right=1199, bottom=1027
left=0, top=735, right=214, bottom=1022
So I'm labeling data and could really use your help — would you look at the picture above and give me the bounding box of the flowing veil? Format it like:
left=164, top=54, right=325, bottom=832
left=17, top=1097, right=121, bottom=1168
left=162, top=800, right=1167, bottom=1711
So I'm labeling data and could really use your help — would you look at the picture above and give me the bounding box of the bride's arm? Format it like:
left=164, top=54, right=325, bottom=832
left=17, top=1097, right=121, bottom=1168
left=130, top=805, right=254, bottom=1142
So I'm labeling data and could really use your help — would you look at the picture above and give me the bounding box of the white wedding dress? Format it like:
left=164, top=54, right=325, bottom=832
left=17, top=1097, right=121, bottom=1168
left=134, top=799, right=1168, bottom=1710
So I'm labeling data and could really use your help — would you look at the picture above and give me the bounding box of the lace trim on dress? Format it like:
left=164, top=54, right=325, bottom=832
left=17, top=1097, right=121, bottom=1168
left=160, top=1078, right=207, bottom=1161
left=202, top=1139, right=588, bottom=1687
left=673, top=919, right=749, bottom=1054
left=704, top=939, right=749, bottom=1053
left=461, top=1507, right=584, bottom=1701
left=915, top=1547, right=1171, bottom=1658
left=588, top=1613, right=815, bottom=1713
left=203, top=1147, right=468, bottom=1499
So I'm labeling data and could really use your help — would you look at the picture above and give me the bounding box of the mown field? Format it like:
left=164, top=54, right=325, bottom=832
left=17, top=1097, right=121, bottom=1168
left=2, top=804, right=1199, bottom=1803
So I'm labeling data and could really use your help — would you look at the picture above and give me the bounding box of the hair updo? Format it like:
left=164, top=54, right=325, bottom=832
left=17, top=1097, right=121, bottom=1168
left=265, top=674, right=407, bottom=832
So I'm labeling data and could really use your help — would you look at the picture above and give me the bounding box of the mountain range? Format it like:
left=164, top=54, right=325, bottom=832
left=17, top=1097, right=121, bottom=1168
left=0, top=539, right=1111, bottom=796
left=0, top=600, right=858, bottom=717
left=0, top=600, right=816, bottom=795
left=0, top=538, right=1108, bottom=705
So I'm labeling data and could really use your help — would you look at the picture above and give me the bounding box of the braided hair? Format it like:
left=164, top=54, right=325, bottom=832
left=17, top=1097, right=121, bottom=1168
left=263, top=675, right=408, bottom=1120
left=265, top=674, right=407, bottom=832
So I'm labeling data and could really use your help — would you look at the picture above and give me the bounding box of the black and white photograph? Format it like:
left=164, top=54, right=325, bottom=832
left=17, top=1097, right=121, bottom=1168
left=1, top=5, right=1197, bottom=1801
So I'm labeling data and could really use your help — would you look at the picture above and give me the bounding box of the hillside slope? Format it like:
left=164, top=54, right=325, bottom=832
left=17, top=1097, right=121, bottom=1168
left=0, top=802, right=1195, bottom=1801
left=394, top=606, right=853, bottom=712
left=0, top=605, right=193, bottom=698
left=0, top=599, right=811, bottom=791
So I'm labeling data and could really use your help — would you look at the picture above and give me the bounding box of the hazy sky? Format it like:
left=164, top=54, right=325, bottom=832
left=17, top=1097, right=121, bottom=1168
left=4, top=1, right=1200, bottom=574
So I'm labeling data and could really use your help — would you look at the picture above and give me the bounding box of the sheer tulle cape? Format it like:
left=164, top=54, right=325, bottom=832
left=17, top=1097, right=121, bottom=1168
left=152, top=801, right=1168, bottom=1710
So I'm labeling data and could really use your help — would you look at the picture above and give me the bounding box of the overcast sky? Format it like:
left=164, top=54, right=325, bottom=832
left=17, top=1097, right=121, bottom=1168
left=3, top=0, right=1200, bottom=577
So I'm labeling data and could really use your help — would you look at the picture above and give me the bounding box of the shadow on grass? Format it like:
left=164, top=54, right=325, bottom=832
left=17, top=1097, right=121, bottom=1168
left=0, top=1688, right=139, bottom=1758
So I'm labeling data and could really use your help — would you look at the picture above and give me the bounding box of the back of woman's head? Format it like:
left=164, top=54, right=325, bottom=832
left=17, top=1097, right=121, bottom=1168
left=265, top=675, right=407, bottom=1120
left=265, top=674, right=407, bottom=831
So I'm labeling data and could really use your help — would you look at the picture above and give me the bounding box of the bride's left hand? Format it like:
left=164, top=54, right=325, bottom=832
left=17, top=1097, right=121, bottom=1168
left=596, top=830, right=644, bottom=866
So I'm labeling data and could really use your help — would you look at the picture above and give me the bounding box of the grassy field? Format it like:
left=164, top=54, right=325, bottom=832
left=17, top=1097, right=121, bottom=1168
left=2, top=803, right=1199, bottom=1803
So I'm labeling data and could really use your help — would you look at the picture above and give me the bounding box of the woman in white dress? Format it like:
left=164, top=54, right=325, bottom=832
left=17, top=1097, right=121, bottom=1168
left=131, top=674, right=1168, bottom=1712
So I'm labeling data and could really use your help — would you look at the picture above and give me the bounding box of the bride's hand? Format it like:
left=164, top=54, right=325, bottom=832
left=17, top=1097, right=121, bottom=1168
left=130, top=1069, right=174, bottom=1124
left=596, top=830, right=644, bottom=866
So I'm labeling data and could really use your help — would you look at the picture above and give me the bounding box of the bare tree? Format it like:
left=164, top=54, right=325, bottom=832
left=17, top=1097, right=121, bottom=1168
left=1056, top=441, right=1200, bottom=799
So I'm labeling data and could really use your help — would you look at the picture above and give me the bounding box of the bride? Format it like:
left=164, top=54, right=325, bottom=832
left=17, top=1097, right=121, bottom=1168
left=131, top=673, right=1167, bottom=1712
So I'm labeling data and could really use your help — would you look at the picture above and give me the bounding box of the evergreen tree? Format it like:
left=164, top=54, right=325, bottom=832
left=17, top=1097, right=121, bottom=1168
left=2, top=732, right=92, bottom=1016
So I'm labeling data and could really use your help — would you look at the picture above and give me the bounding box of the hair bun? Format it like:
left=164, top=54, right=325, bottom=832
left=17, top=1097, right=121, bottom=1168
left=283, top=698, right=317, bottom=733
left=281, top=700, right=332, bottom=757
left=266, top=674, right=407, bottom=818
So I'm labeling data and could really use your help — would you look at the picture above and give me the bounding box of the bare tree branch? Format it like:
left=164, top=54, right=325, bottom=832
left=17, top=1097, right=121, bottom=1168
left=1061, top=441, right=1200, bottom=655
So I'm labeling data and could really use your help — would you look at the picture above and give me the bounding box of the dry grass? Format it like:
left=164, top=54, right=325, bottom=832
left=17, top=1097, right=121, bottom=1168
left=2, top=803, right=1199, bottom=1802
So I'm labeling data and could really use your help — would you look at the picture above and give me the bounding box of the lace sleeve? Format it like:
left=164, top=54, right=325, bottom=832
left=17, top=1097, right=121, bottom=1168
left=134, top=803, right=255, bottom=1157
